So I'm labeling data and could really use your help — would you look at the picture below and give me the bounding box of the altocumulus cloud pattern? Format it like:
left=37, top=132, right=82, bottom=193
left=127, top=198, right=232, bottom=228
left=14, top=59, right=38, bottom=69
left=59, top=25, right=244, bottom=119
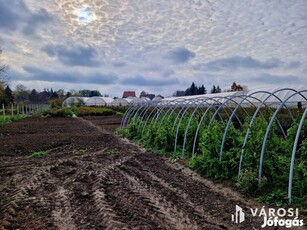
left=0, top=0, right=306, bottom=95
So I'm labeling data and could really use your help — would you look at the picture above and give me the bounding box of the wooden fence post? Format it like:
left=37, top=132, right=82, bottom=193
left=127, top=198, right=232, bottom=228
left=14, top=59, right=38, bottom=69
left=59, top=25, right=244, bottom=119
left=2, top=103, right=5, bottom=121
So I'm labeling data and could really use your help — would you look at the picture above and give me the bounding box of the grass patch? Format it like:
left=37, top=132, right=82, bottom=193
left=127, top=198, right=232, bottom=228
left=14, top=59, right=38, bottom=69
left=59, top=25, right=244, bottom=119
left=29, top=151, right=48, bottom=159
left=0, top=114, right=25, bottom=125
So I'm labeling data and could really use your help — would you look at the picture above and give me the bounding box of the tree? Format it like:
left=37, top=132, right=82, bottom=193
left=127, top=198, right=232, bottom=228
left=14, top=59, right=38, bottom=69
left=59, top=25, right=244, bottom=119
left=230, top=82, right=243, bottom=91
left=0, top=85, right=5, bottom=105
left=185, top=82, right=198, bottom=96
left=66, top=92, right=72, bottom=98
left=198, top=85, right=206, bottom=95
left=38, top=88, right=51, bottom=103
left=211, top=85, right=217, bottom=94
left=0, top=48, right=9, bottom=104
left=0, top=48, right=8, bottom=81
left=89, top=90, right=101, bottom=97
left=191, top=82, right=198, bottom=95
left=140, top=90, right=147, bottom=97
left=78, top=89, right=102, bottom=97
left=68, top=89, right=79, bottom=96
left=29, top=89, right=39, bottom=103
left=14, top=84, right=30, bottom=102
left=216, top=85, right=222, bottom=93
left=57, top=89, right=66, bottom=98
left=79, top=89, right=91, bottom=97
left=50, top=90, right=59, bottom=99
left=5, top=86, right=14, bottom=104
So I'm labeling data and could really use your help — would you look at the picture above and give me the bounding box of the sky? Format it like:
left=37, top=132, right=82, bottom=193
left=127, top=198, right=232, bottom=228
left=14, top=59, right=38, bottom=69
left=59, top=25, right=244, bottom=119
left=0, top=0, right=306, bottom=97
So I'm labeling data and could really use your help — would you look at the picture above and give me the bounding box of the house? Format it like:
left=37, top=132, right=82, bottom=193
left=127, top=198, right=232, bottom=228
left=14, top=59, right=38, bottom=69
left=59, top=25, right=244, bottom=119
left=122, top=91, right=136, bottom=98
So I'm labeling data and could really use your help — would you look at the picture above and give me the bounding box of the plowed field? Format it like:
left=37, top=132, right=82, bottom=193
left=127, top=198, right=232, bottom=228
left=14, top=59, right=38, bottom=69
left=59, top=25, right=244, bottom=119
left=0, top=116, right=284, bottom=229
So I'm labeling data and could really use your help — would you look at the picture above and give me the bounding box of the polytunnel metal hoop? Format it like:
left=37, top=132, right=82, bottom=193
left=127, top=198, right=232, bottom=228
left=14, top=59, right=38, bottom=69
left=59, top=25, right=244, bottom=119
left=238, top=88, right=300, bottom=178
left=181, top=96, right=232, bottom=156
left=191, top=96, right=234, bottom=156
left=288, top=107, right=307, bottom=205
left=218, top=94, right=264, bottom=161
left=181, top=100, right=211, bottom=156
left=137, top=105, right=153, bottom=132
left=258, top=90, right=307, bottom=186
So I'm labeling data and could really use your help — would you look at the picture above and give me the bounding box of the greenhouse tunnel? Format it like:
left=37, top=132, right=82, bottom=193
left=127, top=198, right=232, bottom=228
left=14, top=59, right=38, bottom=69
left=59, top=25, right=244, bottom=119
left=120, top=88, right=307, bottom=204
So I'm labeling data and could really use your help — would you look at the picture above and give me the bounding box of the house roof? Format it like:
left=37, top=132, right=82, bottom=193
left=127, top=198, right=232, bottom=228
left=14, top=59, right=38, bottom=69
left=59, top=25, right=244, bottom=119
left=123, top=91, right=136, bottom=98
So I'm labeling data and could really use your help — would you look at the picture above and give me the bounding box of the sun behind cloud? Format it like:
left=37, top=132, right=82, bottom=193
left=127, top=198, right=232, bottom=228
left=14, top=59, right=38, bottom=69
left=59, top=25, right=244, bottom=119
left=54, top=0, right=110, bottom=44
left=74, top=5, right=97, bottom=25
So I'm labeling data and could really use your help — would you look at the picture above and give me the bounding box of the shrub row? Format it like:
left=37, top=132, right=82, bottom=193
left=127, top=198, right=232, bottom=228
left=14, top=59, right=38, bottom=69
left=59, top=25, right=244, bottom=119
left=42, top=106, right=117, bottom=117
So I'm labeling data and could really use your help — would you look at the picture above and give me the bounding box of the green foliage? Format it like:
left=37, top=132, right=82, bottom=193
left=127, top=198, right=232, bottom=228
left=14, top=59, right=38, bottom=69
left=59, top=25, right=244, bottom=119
left=71, top=107, right=116, bottom=116
left=257, top=189, right=288, bottom=207
left=43, top=106, right=117, bottom=117
left=48, top=98, right=63, bottom=109
left=29, top=151, right=48, bottom=159
left=0, top=114, right=25, bottom=125
left=119, top=110, right=307, bottom=209
left=236, top=169, right=267, bottom=194
left=117, top=117, right=141, bottom=140
left=196, top=121, right=242, bottom=179
left=43, top=107, right=74, bottom=117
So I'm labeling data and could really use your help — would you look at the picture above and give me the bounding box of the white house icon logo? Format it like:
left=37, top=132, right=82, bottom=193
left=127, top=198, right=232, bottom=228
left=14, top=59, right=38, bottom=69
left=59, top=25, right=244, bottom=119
left=232, top=205, right=245, bottom=224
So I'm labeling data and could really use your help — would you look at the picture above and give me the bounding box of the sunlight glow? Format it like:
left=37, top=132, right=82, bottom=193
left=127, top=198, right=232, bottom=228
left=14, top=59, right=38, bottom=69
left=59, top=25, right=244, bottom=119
left=75, top=6, right=97, bottom=24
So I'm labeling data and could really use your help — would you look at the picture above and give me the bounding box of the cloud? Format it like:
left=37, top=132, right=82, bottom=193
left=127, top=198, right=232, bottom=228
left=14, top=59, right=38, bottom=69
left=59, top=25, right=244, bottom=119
left=42, top=44, right=102, bottom=67
left=112, top=61, right=127, bottom=68
left=22, top=8, right=52, bottom=35
left=166, top=48, right=195, bottom=64
left=195, top=56, right=282, bottom=72
left=19, top=66, right=117, bottom=84
left=286, top=61, right=301, bottom=69
left=121, top=75, right=179, bottom=86
left=2, top=0, right=307, bottom=96
left=0, top=0, right=52, bottom=36
left=251, top=73, right=301, bottom=85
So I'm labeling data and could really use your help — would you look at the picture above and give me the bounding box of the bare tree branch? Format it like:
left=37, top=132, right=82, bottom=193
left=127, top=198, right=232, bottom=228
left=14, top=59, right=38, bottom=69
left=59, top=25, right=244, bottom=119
left=0, top=47, right=9, bottom=86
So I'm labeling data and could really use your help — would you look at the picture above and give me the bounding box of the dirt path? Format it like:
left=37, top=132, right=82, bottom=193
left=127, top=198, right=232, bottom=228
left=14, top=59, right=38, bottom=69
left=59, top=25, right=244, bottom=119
left=0, top=116, right=286, bottom=229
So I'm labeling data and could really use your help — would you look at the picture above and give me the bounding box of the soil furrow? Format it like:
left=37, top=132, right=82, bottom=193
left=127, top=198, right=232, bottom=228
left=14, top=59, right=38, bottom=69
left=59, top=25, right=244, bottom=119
left=0, top=116, right=272, bottom=229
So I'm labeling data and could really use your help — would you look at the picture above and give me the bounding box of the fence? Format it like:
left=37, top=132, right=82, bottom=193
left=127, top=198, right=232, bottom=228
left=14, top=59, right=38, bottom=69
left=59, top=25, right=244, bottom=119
left=1, top=103, right=50, bottom=124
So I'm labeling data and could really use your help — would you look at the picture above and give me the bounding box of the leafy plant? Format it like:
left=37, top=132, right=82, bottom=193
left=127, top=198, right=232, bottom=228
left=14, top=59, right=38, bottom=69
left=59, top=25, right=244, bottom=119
left=119, top=109, right=307, bottom=209
left=0, top=114, right=25, bottom=125
left=29, top=151, right=48, bottom=158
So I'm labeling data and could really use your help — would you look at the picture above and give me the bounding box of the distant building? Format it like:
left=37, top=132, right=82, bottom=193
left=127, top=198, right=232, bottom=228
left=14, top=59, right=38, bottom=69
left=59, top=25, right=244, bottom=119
left=139, top=90, right=155, bottom=100
left=141, top=94, right=155, bottom=100
left=123, top=91, right=136, bottom=98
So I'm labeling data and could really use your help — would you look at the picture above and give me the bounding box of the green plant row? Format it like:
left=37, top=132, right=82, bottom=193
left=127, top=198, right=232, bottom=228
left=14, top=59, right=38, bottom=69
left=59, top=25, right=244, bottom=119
left=42, top=106, right=118, bottom=117
left=118, top=112, right=307, bottom=210
left=0, top=114, right=25, bottom=125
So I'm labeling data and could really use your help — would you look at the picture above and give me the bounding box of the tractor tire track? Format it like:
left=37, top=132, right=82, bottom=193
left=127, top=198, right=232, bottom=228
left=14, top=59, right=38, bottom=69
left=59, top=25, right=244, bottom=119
left=0, top=116, right=271, bottom=229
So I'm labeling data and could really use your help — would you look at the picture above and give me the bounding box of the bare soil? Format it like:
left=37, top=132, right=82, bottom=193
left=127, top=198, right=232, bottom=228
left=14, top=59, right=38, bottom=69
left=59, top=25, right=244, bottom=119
left=0, top=115, right=289, bottom=229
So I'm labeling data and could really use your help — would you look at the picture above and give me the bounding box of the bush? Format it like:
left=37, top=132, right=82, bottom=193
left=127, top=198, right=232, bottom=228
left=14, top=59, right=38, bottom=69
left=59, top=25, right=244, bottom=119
left=43, top=108, right=74, bottom=117
left=236, top=169, right=267, bottom=194
left=72, top=107, right=116, bottom=116
left=43, top=106, right=117, bottom=117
